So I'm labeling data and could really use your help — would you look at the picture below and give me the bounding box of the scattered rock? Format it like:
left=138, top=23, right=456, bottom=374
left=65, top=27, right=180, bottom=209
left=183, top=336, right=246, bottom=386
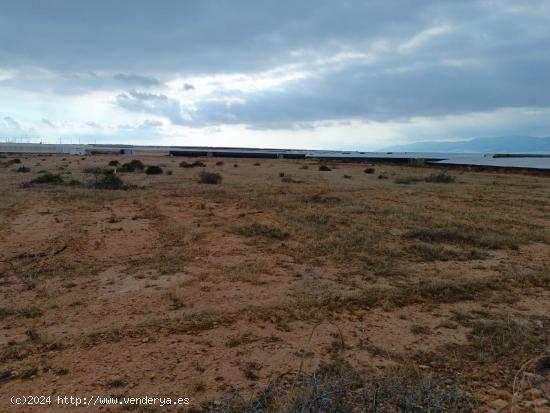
left=535, top=355, right=550, bottom=374
left=489, top=399, right=508, bottom=411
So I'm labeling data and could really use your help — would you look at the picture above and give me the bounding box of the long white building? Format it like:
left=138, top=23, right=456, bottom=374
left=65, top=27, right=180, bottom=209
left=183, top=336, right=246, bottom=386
left=0, top=143, right=87, bottom=155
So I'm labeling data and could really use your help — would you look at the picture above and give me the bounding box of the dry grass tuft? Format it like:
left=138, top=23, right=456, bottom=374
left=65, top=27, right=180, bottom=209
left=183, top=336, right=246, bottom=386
left=406, top=227, right=519, bottom=249
left=198, top=170, right=222, bottom=184
left=214, top=359, right=473, bottom=412
left=234, top=222, right=289, bottom=240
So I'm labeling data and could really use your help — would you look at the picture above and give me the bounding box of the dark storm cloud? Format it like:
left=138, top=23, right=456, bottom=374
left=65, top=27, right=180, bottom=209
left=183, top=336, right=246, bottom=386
left=184, top=47, right=550, bottom=127
left=2, top=0, right=550, bottom=129
left=0, top=0, right=436, bottom=73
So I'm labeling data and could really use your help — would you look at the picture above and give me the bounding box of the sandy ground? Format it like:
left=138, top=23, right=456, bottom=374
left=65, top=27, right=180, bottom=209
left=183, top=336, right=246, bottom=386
left=0, top=153, right=549, bottom=412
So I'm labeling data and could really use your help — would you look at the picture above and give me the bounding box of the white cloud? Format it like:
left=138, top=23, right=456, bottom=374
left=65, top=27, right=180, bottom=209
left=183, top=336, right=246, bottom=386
left=398, top=24, right=454, bottom=53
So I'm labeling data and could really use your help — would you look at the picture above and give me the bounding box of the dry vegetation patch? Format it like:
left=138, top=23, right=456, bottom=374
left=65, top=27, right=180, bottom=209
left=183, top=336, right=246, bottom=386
left=1, top=154, right=549, bottom=411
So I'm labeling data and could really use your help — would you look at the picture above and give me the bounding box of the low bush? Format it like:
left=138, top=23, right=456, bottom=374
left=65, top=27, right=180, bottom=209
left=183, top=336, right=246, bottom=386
left=217, top=359, right=473, bottom=412
left=319, top=165, right=331, bottom=171
left=394, top=176, right=423, bottom=184
left=128, top=159, right=145, bottom=170
left=108, top=160, right=119, bottom=166
left=83, top=166, right=114, bottom=175
left=30, top=173, right=64, bottom=184
left=16, top=166, right=30, bottom=173
left=198, top=170, right=222, bottom=184
left=309, top=194, right=341, bottom=204
left=118, top=163, right=135, bottom=172
left=405, top=243, right=461, bottom=262
left=180, top=160, right=206, bottom=168
left=119, top=159, right=145, bottom=172
left=364, top=167, right=376, bottom=174
left=425, top=172, right=456, bottom=183
left=93, top=174, right=127, bottom=190
left=145, top=165, right=163, bottom=175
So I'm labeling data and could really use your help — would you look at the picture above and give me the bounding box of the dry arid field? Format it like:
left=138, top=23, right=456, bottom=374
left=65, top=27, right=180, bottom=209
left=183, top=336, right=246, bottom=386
left=0, top=153, right=549, bottom=412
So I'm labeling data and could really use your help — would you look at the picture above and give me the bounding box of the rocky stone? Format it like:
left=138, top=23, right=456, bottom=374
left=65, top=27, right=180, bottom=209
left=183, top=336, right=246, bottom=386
left=492, top=389, right=512, bottom=400
left=489, top=399, right=508, bottom=411
left=526, top=398, right=549, bottom=408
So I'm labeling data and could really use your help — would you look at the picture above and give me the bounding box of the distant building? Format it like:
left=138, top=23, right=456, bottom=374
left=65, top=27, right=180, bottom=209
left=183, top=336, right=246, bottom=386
left=0, top=143, right=86, bottom=155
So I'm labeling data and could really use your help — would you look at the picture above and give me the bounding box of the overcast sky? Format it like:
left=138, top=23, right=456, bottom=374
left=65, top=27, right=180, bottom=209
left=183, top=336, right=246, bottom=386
left=1, top=0, right=550, bottom=149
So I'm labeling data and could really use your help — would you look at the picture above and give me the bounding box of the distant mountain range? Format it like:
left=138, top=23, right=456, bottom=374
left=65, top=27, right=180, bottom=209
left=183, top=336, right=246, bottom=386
left=382, top=136, right=550, bottom=153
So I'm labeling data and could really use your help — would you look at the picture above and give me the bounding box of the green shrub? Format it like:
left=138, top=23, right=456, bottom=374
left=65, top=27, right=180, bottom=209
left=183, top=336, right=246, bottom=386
left=31, top=173, right=64, bottom=184
left=405, top=243, right=461, bottom=261
left=108, top=160, right=120, bottom=166
left=364, top=167, right=375, bottom=174
left=128, top=159, right=145, bottom=170
left=319, top=165, right=331, bottom=171
left=425, top=172, right=455, bottom=183
left=93, top=174, right=127, bottom=190
left=16, top=166, right=30, bottom=173
left=309, top=194, right=341, bottom=204
left=145, top=165, right=163, bottom=175
left=180, top=160, right=206, bottom=168
left=119, top=159, right=145, bottom=172
left=198, top=170, right=222, bottom=184
left=83, top=166, right=114, bottom=174
left=394, top=176, right=423, bottom=184
left=118, top=163, right=135, bottom=172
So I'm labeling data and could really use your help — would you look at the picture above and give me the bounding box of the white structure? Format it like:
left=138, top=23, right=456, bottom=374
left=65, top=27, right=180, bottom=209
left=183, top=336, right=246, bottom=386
left=0, top=143, right=86, bottom=155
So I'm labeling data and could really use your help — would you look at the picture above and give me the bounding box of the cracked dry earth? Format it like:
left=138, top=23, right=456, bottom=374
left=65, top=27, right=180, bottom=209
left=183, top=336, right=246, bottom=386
left=0, top=153, right=549, bottom=412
